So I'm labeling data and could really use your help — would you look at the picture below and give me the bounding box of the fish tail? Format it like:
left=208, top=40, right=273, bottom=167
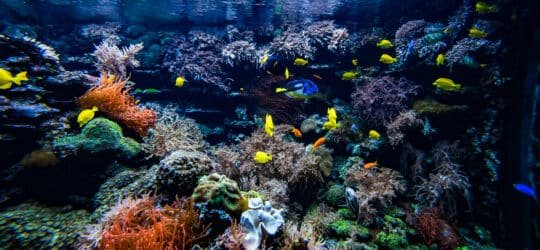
left=92, top=106, right=99, bottom=112
left=13, top=71, right=28, bottom=85
left=455, top=84, right=462, bottom=90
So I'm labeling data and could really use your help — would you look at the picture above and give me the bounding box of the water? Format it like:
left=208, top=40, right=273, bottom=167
left=0, top=0, right=538, bottom=249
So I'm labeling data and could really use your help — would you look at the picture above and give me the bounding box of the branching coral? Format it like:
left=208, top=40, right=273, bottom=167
left=217, top=220, right=245, bottom=250
left=414, top=208, right=460, bottom=250
left=351, top=76, right=419, bottom=128
left=345, top=166, right=405, bottom=225
left=92, top=39, right=143, bottom=78
left=385, top=110, right=423, bottom=147
left=77, top=74, right=156, bottom=136
left=222, top=40, right=258, bottom=67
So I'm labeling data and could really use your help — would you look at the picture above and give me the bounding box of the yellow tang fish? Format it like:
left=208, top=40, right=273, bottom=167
left=0, top=69, right=28, bottom=90
left=352, top=59, right=358, bottom=66
left=265, top=113, right=274, bottom=137
left=175, top=76, right=187, bottom=88
left=469, top=28, right=487, bottom=38
left=254, top=151, right=272, bottom=164
left=293, top=58, right=309, bottom=66
left=379, top=54, right=397, bottom=64
left=368, top=130, right=381, bottom=140
left=323, top=107, right=341, bottom=130
left=436, top=54, right=445, bottom=66
left=78, top=106, right=99, bottom=127
left=433, top=77, right=461, bottom=91
left=475, top=1, right=497, bottom=14
left=341, top=71, right=359, bottom=80
left=285, top=67, right=290, bottom=79
left=276, top=87, right=288, bottom=93
left=261, top=54, right=269, bottom=65
left=376, top=39, right=393, bottom=49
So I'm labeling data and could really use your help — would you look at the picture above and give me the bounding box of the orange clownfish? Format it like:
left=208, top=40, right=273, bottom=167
left=363, top=161, right=378, bottom=169
left=312, top=137, right=326, bottom=150
left=291, top=127, right=302, bottom=138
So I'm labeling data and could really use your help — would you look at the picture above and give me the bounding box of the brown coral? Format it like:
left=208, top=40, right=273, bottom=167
left=414, top=208, right=460, bottom=250
left=20, top=149, right=59, bottom=168
left=217, top=220, right=245, bottom=250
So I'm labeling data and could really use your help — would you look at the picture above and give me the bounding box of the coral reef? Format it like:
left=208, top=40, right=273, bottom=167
left=192, top=173, right=247, bottom=215
left=92, top=39, right=143, bottom=78
left=250, top=75, right=304, bottom=124
left=445, top=37, right=501, bottom=69
left=19, top=149, right=59, bottom=168
left=240, top=197, right=285, bottom=250
left=385, top=110, right=423, bottom=147
left=414, top=208, right=460, bottom=250
left=217, top=220, right=245, bottom=250
left=221, top=40, right=257, bottom=67
left=77, top=74, right=156, bottom=136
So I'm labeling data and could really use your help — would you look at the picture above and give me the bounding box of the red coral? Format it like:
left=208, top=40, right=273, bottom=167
left=77, top=74, right=156, bottom=136
left=413, top=208, right=460, bottom=250
left=99, top=197, right=209, bottom=250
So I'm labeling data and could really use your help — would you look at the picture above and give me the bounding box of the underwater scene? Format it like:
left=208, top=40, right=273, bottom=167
left=0, top=0, right=539, bottom=249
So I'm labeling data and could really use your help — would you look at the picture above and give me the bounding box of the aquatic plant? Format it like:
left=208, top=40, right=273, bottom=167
left=385, top=110, right=423, bottom=147
left=192, top=173, right=247, bottom=215
left=92, top=39, right=143, bottom=78
left=77, top=74, right=157, bottom=136
left=414, top=208, right=460, bottom=250
left=351, top=76, right=419, bottom=128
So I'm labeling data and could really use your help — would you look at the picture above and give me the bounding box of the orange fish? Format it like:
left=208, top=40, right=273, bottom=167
left=312, top=137, right=326, bottom=150
left=291, top=127, right=302, bottom=138
left=363, top=161, right=378, bottom=169
left=313, top=74, right=323, bottom=81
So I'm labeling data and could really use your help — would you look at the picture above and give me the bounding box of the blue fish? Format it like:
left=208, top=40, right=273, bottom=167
left=283, top=79, right=319, bottom=100
left=514, top=183, right=537, bottom=199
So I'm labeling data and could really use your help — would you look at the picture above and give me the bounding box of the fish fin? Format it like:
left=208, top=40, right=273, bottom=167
left=455, top=84, right=462, bottom=90
left=92, top=106, right=99, bottom=112
left=15, top=72, right=28, bottom=84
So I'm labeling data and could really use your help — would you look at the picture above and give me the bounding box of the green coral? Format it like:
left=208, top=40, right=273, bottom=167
left=374, top=214, right=418, bottom=249
left=337, top=208, right=355, bottom=220
left=323, top=183, right=346, bottom=207
left=327, top=219, right=370, bottom=240
left=376, top=231, right=408, bottom=249
left=54, top=118, right=141, bottom=159
left=192, top=173, right=246, bottom=214
left=0, top=203, right=91, bottom=249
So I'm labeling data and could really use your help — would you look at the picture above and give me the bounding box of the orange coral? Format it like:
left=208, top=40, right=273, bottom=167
left=77, top=74, right=156, bottom=136
left=99, top=197, right=209, bottom=250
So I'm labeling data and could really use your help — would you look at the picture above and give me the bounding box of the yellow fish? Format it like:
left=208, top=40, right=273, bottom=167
left=77, top=106, right=99, bottom=127
left=323, top=107, right=341, bottom=130
left=475, top=1, right=497, bottom=14
left=261, top=54, right=269, bottom=65
left=293, top=58, right=309, bottom=66
left=254, top=151, right=272, bottom=164
left=352, top=59, right=358, bottom=66
left=436, top=54, right=445, bottom=66
left=175, top=76, right=187, bottom=87
left=469, top=28, right=487, bottom=38
left=376, top=39, right=393, bottom=49
left=433, top=77, right=461, bottom=91
left=276, top=87, right=288, bottom=93
left=285, top=67, right=290, bottom=79
left=327, top=107, right=337, bottom=121
left=379, top=54, right=397, bottom=64
left=341, top=71, right=359, bottom=80
left=0, top=69, right=28, bottom=90
left=265, top=113, right=274, bottom=137
left=368, top=130, right=381, bottom=140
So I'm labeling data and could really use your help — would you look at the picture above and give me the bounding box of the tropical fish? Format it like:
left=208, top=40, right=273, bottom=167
left=368, top=130, right=381, bottom=140
left=436, top=54, right=445, bottom=66
left=352, top=59, right=358, bottom=66
left=254, top=151, right=272, bottom=164
left=291, top=127, right=302, bottom=138
left=0, top=69, right=28, bottom=90
left=327, top=107, right=337, bottom=121
left=379, top=54, right=397, bottom=64
left=265, top=113, right=274, bottom=137
left=433, top=77, right=461, bottom=91
left=341, top=71, right=359, bottom=80
left=280, top=79, right=319, bottom=100
left=469, top=28, right=487, bottom=38
left=293, top=58, right=309, bottom=66
left=275, top=87, right=288, bottom=93
left=323, top=107, right=341, bottom=130
left=364, top=161, right=378, bottom=169
left=376, top=39, right=393, bottom=49
left=312, top=137, right=326, bottom=150
left=513, top=184, right=537, bottom=200
left=312, top=74, right=323, bottom=81
left=175, top=76, right=187, bottom=88
left=475, top=1, right=498, bottom=14
left=422, top=32, right=445, bottom=44
left=261, top=54, right=270, bottom=65
left=77, top=106, right=99, bottom=127
left=285, top=67, right=290, bottom=79
left=461, top=55, right=486, bottom=69
left=133, top=88, right=161, bottom=94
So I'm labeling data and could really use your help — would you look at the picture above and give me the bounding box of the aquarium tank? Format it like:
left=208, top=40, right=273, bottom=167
left=0, top=0, right=539, bottom=249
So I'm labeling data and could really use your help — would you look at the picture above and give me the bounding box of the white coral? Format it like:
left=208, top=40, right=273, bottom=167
left=92, top=38, right=143, bottom=78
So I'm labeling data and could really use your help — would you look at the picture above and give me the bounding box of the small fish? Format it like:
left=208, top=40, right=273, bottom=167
left=254, top=151, right=272, bottom=164
left=341, top=71, right=359, bottom=80
left=175, top=76, right=187, bottom=88
left=240, top=87, right=245, bottom=92
left=265, top=113, right=274, bottom=137
left=327, top=107, right=337, bottom=121
left=364, top=161, right=378, bottom=169
left=77, top=106, right=99, bottom=127
left=281, top=79, right=319, bottom=101
left=312, top=74, right=323, bottom=81
left=293, top=58, right=309, bottom=66
left=0, top=69, right=28, bottom=90
left=312, top=137, right=326, bottom=150
left=276, top=87, right=288, bottom=93
left=133, top=88, right=161, bottom=94
left=323, top=107, right=341, bottom=130
left=469, top=28, right=487, bottom=38
left=291, top=127, right=302, bottom=138
left=513, top=184, right=537, bottom=199
left=368, top=130, right=381, bottom=140
left=433, top=77, right=461, bottom=91
left=376, top=39, right=393, bottom=49
left=135, top=99, right=141, bottom=104
left=285, top=67, right=290, bottom=79
left=475, top=1, right=497, bottom=14
left=436, top=54, right=445, bottom=66
left=352, top=59, right=358, bottom=66
left=379, top=54, right=397, bottom=64
left=261, top=54, right=269, bottom=65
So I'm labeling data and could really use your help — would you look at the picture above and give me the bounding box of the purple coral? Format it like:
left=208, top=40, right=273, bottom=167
left=351, top=76, right=419, bottom=128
